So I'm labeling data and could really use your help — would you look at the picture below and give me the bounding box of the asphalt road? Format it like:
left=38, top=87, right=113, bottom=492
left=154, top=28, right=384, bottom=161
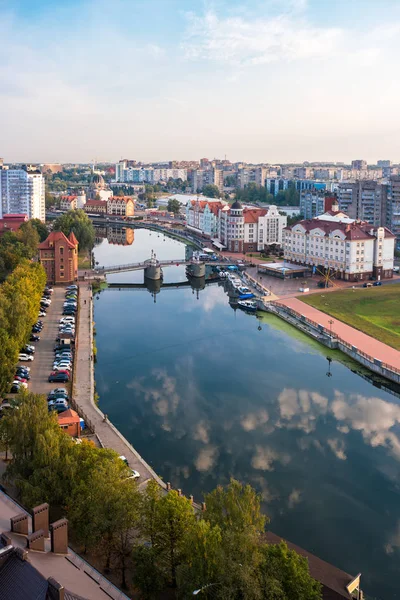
left=28, top=286, right=70, bottom=397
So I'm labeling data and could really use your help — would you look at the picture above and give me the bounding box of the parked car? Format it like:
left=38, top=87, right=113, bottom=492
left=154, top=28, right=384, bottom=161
left=48, top=398, right=68, bottom=409
left=38, top=311, right=47, bottom=318
left=53, top=364, right=72, bottom=372
left=23, top=345, right=35, bottom=353
left=373, top=281, right=382, bottom=286
left=48, top=372, right=70, bottom=383
left=30, top=334, right=40, bottom=342
left=16, top=365, right=30, bottom=373
left=18, top=353, right=34, bottom=361
left=12, top=380, right=28, bottom=389
left=48, top=391, right=69, bottom=401
left=16, top=369, right=30, bottom=379
left=14, top=376, right=28, bottom=383
left=66, top=285, right=78, bottom=290
left=60, top=317, right=75, bottom=324
left=45, top=287, right=54, bottom=293
left=10, top=383, right=22, bottom=393
left=363, top=282, right=373, bottom=288
left=127, top=469, right=140, bottom=480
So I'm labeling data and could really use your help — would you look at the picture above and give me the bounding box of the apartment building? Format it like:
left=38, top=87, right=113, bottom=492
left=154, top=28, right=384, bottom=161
left=351, top=159, right=367, bottom=171
left=219, top=202, right=287, bottom=252
left=115, top=162, right=187, bottom=184
left=60, top=196, right=77, bottom=211
left=191, top=168, right=223, bottom=193
left=186, top=199, right=224, bottom=238
left=0, top=164, right=45, bottom=221
left=107, top=196, right=134, bottom=217
left=283, top=210, right=395, bottom=281
left=387, top=176, right=400, bottom=243
left=337, top=181, right=386, bottom=226
left=300, top=191, right=337, bottom=220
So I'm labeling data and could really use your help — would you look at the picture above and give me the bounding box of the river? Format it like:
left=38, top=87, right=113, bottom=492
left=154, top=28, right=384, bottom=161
left=94, top=227, right=400, bottom=600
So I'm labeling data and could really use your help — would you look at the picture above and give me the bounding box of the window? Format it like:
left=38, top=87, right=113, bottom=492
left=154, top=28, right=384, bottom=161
left=60, top=246, right=64, bottom=255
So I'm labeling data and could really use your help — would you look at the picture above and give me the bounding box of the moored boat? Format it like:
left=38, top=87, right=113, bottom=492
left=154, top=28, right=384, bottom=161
left=237, top=299, right=258, bottom=312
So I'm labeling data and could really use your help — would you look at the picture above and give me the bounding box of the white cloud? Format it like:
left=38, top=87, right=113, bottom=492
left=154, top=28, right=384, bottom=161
left=288, top=489, right=302, bottom=508
left=385, top=520, right=400, bottom=555
left=193, top=420, right=210, bottom=444
left=182, top=8, right=343, bottom=66
left=277, top=388, right=328, bottom=434
left=195, top=445, right=219, bottom=472
left=241, top=409, right=269, bottom=432
left=327, top=438, right=347, bottom=461
left=251, top=445, right=290, bottom=471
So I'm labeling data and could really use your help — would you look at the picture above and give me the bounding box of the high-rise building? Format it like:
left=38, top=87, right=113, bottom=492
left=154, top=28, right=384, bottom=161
left=351, top=159, right=367, bottom=171
left=300, top=191, right=337, bottom=220
left=387, top=176, right=400, bottom=243
left=0, top=165, right=45, bottom=221
left=377, top=160, right=392, bottom=168
left=338, top=182, right=386, bottom=226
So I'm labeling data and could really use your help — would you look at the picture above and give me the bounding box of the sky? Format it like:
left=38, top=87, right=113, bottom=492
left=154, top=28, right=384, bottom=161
left=1, top=0, right=400, bottom=164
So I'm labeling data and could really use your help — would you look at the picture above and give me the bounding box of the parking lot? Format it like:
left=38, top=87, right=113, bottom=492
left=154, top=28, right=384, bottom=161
left=28, top=286, right=71, bottom=396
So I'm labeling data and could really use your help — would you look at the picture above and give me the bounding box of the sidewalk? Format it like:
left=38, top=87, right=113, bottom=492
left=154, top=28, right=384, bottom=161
left=74, top=282, right=165, bottom=489
left=277, top=297, right=400, bottom=370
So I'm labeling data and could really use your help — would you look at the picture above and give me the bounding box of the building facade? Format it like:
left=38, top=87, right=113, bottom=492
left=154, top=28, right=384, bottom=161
left=186, top=200, right=224, bottom=238
left=300, top=191, right=337, bottom=220
left=107, top=196, right=134, bottom=217
left=338, top=182, right=386, bottom=226
left=60, top=196, right=77, bottom=211
left=84, top=200, right=107, bottom=214
left=38, top=231, right=78, bottom=284
left=219, top=202, right=287, bottom=252
left=283, top=211, right=395, bottom=281
left=387, top=176, right=400, bottom=244
left=0, top=165, right=45, bottom=221
left=0, top=214, right=29, bottom=235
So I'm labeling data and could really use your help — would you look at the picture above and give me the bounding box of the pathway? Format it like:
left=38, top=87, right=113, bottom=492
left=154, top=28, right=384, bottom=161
left=277, top=297, right=400, bottom=371
left=74, top=282, right=165, bottom=489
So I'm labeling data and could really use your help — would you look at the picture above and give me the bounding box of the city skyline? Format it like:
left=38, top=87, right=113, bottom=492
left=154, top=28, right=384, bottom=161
left=2, top=0, right=400, bottom=163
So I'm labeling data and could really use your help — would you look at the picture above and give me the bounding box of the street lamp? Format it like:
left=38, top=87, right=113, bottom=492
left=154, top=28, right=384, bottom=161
left=328, top=319, right=334, bottom=337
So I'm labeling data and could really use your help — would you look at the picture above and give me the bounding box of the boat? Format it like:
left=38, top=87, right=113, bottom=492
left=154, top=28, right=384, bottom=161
left=238, top=286, right=250, bottom=294
left=239, top=292, right=255, bottom=299
left=238, top=299, right=258, bottom=312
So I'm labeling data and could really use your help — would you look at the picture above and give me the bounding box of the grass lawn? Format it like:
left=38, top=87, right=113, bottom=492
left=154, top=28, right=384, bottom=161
left=300, top=284, right=400, bottom=350
left=78, top=252, right=91, bottom=269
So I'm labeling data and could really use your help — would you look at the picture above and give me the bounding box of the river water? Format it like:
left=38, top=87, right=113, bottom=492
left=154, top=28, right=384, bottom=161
left=94, top=227, right=400, bottom=600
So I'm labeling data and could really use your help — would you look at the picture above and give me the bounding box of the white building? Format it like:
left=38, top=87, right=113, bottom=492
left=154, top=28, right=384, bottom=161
left=0, top=165, right=45, bottom=221
left=283, top=210, right=395, bottom=281
left=219, top=201, right=287, bottom=252
left=186, top=199, right=225, bottom=238
left=115, top=163, right=187, bottom=184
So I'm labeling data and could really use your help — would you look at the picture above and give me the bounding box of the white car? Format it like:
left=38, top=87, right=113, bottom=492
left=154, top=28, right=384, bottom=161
left=19, top=354, right=34, bottom=361
left=60, top=317, right=75, bottom=324
left=13, top=380, right=28, bottom=389
left=128, top=469, right=140, bottom=480
left=53, top=361, right=72, bottom=369
left=41, top=298, right=51, bottom=305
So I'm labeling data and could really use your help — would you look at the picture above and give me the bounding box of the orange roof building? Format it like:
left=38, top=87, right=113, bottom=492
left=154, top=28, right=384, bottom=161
left=38, top=231, right=78, bottom=284
left=58, top=408, right=81, bottom=438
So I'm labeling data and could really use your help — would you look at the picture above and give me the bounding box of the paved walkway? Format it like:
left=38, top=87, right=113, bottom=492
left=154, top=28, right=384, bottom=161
left=74, top=282, right=165, bottom=489
left=277, top=297, right=400, bottom=370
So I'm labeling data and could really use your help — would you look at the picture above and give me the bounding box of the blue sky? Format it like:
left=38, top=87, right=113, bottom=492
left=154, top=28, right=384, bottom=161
left=1, top=0, right=400, bottom=163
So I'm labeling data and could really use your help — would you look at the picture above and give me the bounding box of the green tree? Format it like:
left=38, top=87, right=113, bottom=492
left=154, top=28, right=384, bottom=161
left=132, top=546, right=166, bottom=599
left=258, top=542, right=322, bottom=600
left=17, top=221, right=40, bottom=257
left=204, top=478, right=267, bottom=536
left=53, top=209, right=95, bottom=251
left=149, top=490, right=196, bottom=588
left=28, top=219, right=49, bottom=242
left=202, top=184, right=221, bottom=198
left=167, top=199, right=181, bottom=215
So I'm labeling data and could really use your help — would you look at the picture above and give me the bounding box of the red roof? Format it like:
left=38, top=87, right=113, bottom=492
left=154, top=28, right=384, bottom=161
left=108, top=196, right=133, bottom=203
left=68, top=231, right=78, bottom=246
left=58, top=408, right=80, bottom=424
left=60, top=196, right=77, bottom=202
left=285, top=217, right=396, bottom=240
left=243, top=208, right=267, bottom=223
left=38, top=230, right=77, bottom=250
left=2, top=214, right=29, bottom=220
left=85, top=200, right=107, bottom=206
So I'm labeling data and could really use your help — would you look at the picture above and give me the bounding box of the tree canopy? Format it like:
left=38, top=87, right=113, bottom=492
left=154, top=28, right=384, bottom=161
left=202, top=184, right=221, bottom=198
left=53, top=209, right=95, bottom=251
left=167, top=199, right=181, bottom=214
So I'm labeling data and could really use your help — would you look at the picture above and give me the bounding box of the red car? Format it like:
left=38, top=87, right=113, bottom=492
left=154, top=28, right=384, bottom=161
left=49, top=369, right=70, bottom=377
left=14, top=376, right=28, bottom=383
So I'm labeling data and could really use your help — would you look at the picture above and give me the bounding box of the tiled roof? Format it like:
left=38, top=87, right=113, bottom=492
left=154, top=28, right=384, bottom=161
left=264, top=532, right=354, bottom=599
left=243, top=208, right=267, bottom=223
left=60, top=196, right=77, bottom=202
left=68, top=231, right=78, bottom=246
left=2, top=214, right=28, bottom=220
left=0, top=549, right=49, bottom=600
left=285, top=216, right=396, bottom=240
left=85, top=200, right=107, bottom=206
left=38, top=231, right=76, bottom=250
left=58, top=409, right=80, bottom=424
left=108, top=196, right=133, bottom=203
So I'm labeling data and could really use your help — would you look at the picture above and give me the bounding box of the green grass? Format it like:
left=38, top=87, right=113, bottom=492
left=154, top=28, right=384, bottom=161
left=300, top=284, right=400, bottom=350
left=78, top=252, right=91, bottom=269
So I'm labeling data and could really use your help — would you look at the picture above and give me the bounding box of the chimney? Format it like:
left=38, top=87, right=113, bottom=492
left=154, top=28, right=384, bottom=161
left=27, top=529, right=45, bottom=552
left=50, top=519, right=68, bottom=554
left=32, top=503, right=49, bottom=537
left=10, top=513, right=29, bottom=536
left=47, top=577, right=65, bottom=600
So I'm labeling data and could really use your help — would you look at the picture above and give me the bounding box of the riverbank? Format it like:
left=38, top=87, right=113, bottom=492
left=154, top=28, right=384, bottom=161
left=73, top=278, right=167, bottom=490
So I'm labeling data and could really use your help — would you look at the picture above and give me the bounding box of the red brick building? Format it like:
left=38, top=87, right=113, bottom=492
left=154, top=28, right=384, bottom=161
left=0, top=214, right=28, bottom=235
left=38, top=231, right=78, bottom=284
left=58, top=408, right=81, bottom=437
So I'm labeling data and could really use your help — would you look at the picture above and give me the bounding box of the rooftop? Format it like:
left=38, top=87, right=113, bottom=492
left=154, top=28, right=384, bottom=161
left=38, top=231, right=78, bottom=251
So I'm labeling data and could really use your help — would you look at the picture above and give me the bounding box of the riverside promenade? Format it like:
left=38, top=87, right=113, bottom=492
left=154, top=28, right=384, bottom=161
left=278, top=297, right=400, bottom=371
left=73, top=281, right=166, bottom=490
